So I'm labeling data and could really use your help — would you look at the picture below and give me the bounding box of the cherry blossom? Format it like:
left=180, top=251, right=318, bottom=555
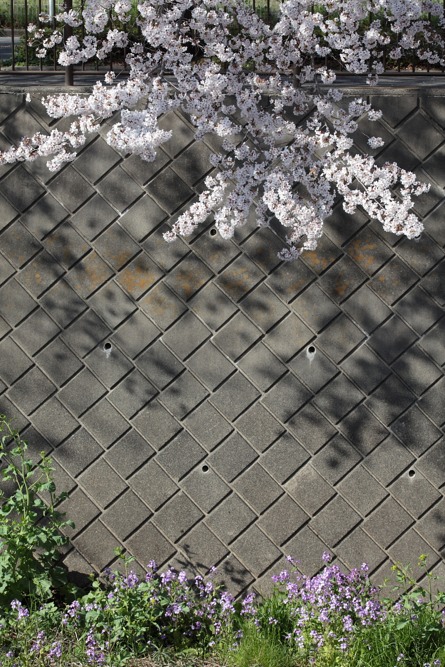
left=1, top=0, right=443, bottom=258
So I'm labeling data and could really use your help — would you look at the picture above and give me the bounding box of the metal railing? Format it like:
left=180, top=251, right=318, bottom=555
left=0, top=0, right=444, bottom=85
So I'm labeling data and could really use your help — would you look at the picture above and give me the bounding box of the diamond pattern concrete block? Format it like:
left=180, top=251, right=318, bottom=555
left=116, top=252, right=164, bottom=299
left=370, top=94, right=417, bottom=128
left=338, top=465, right=388, bottom=517
left=41, top=279, right=87, bottom=328
left=130, top=460, right=178, bottom=511
left=339, top=404, right=389, bottom=456
left=181, top=466, right=230, bottom=513
left=171, top=142, right=213, bottom=186
left=156, top=430, right=206, bottom=481
left=301, top=235, right=342, bottom=275
left=316, top=314, right=365, bottom=364
left=368, top=315, right=418, bottom=364
left=233, top=463, right=283, bottom=514
left=0, top=253, right=14, bottom=286
left=57, top=488, right=100, bottom=538
left=81, top=398, right=130, bottom=449
left=20, top=193, right=68, bottom=239
left=143, top=226, right=190, bottom=271
left=0, top=221, right=41, bottom=268
left=313, top=434, right=361, bottom=485
left=191, top=230, right=240, bottom=273
left=93, top=224, right=140, bottom=272
left=158, top=112, right=194, bottom=157
left=284, top=526, right=329, bottom=576
left=366, top=375, right=416, bottom=425
left=126, top=521, right=175, bottom=568
left=112, top=313, right=159, bottom=363
left=71, top=195, right=118, bottom=241
left=423, top=144, right=445, bottom=189
left=153, top=492, right=203, bottom=543
left=10, top=309, right=59, bottom=357
left=342, top=285, right=392, bottom=335
left=268, top=315, right=315, bottom=363
left=261, top=432, right=309, bottom=483
left=30, top=397, right=78, bottom=447
left=392, top=405, right=442, bottom=456
left=187, top=341, right=235, bottom=391
left=292, top=284, right=341, bottom=334
left=340, top=344, right=390, bottom=395
left=48, top=166, right=95, bottom=213
left=397, top=112, right=443, bottom=160
left=58, top=368, right=106, bottom=418
left=139, top=283, right=187, bottom=331
left=215, top=553, right=255, bottom=596
left=0, top=337, right=33, bottom=385
left=132, top=400, right=182, bottom=450
left=388, top=529, right=440, bottom=570
left=103, top=490, right=150, bottom=541
left=162, top=312, right=210, bottom=360
left=412, top=498, right=445, bottom=551
left=417, top=438, right=445, bottom=488
left=311, top=496, right=361, bottom=548
left=108, top=369, right=158, bottom=419
left=79, top=458, right=127, bottom=510
left=53, top=426, right=103, bottom=477
left=422, top=260, right=445, bottom=306
left=146, top=168, right=194, bottom=214
left=208, top=432, right=258, bottom=483
left=324, top=203, right=369, bottom=247
left=205, top=493, right=256, bottom=545
left=75, top=138, right=121, bottom=184
left=178, top=523, right=229, bottom=573
left=105, top=429, right=155, bottom=479
left=337, top=528, right=386, bottom=572
left=216, top=255, right=265, bottom=302
left=289, top=347, right=338, bottom=393
left=184, top=401, right=233, bottom=451
left=365, top=497, right=414, bottom=548
left=61, top=310, right=111, bottom=358
left=96, top=167, right=144, bottom=213
left=7, top=367, right=55, bottom=415
left=85, top=344, right=133, bottom=390
left=419, top=318, right=445, bottom=366
left=212, top=312, right=262, bottom=362
left=418, top=378, right=445, bottom=426
left=397, top=235, right=443, bottom=277
left=285, top=464, right=335, bottom=516
left=0, top=194, right=18, bottom=229
left=0, top=395, right=28, bottom=431
left=263, top=373, right=312, bottom=422
left=2, top=166, right=45, bottom=212
left=0, top=278, right=37, bottom=326
left=313, top=374, right=364, bottom=424
left=344, top=227, right=394, bottom=276
left=258, top=494, right=308, bottom=546
left=376, top=139, right=420, bottom=174
left=119, top=195, right=167, bottom=243
left=0, top=315, right=10, bottom=341
left=210, top=372, right=260, bottom=421
left=189, top=283, right=238, bottom=331
left=160, top=370, right=208, bottom=419
left=364, top=435, right=415, bottom=486
left=44, top=222, right=91, bottom=270
left=318, top=256, right=367, bottom=304
left=74, top=519, right=119, bottom=571
left=390, top=468, right=441, bottom=519
left=122, top=149, right=170, bottom=185
left=235, top=403, right=284, bottom=453
left=88, top=281, right=137, bottom=329
left=395, top=286, right=443, bottom=336
left=287, top=403, right=337, bottom=455
left=18, top=250, right=65, bottom=298
left=238, top=343, right=287, bottom=392
left=66, top=252, right=114, bottom=299
left=370, top=258, right=418, bottom=305
left=240, top=283, right=289, bottom=333
left=393, top=346, right=442, bottom=396
left=266, top=258, right=316, bottom=302
left=232, top=525, right=281, bottom=577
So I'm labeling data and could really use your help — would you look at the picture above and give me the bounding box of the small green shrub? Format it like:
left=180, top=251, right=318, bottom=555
left=0, top=415, right=75, bottom=606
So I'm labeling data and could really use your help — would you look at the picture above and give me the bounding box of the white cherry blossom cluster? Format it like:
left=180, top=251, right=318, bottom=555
left=3, top=0, right=444, bottom=258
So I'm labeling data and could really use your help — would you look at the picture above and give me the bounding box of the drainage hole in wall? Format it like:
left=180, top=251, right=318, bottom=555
left=103, top=342, right=112, bottom=351
left=307, top=345, right=316, bottom=354
left=408, top=469, right=416, bottom=478
left=210, top=228, right=217, bottom=236
left=202, top=465, right=209, bottom=473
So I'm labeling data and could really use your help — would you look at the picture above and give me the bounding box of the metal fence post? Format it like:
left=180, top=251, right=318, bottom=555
left=64, top=0, right=74, bottom=85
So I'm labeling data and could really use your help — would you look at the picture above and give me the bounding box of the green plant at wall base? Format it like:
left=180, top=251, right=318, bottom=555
left=0, top=415, right=75, bottom=606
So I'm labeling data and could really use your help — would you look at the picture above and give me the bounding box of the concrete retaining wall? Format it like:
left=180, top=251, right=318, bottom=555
left=0, top=84, right=444, bottom=594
